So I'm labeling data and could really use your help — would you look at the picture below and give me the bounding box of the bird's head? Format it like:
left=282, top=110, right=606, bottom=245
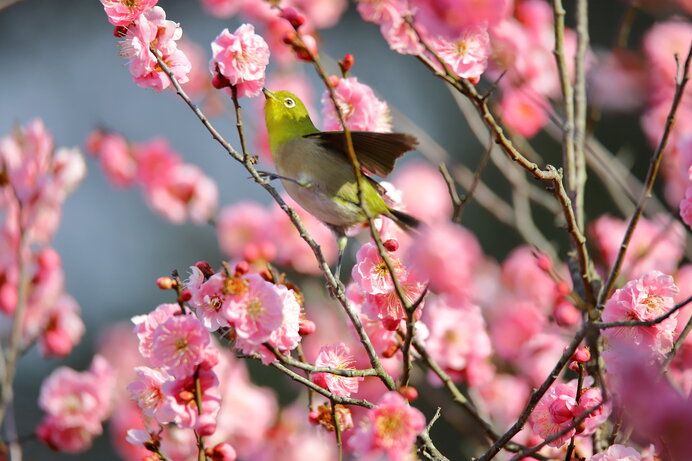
left=263, top=88, right=317, bottom=151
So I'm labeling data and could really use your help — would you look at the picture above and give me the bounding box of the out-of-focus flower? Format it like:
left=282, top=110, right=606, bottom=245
left=321, top=77, right=392, bottom=132
left=37, top=356, right=115, bottom=453
left=392, top=161, right=452, bottom=224
left=681, top=185, right=692, bottom=227
left=210, top=24, right=270, bottom=97
left=499, top=89, right=549, bottom=138
left=349, top=391, right=426, bottom=461
left=119, top=6, right=191, bottom=91
left=430, top=26, right=490, bottom=81
left=602, top=271, right=679, bottom=358
left=38, top=294, right=85, bottom=358
left=100, top=0, right=158, bottom=26
left=217, top=202, right=276, bottom=262
left=313, top=343, right=363, bottom=397
left=590, top=444, right=642, bottom=461
left=590, top=215, right=685, bottom=280
left=201, top=0, right=244, bottom=18
left=588, top=51, right=647, bottom=112
left=489, top=299, right=545, bottom=360
left=86, top=130, right=137, bottom=187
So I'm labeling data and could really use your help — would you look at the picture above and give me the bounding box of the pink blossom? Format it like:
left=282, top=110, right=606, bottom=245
left=529, top=382, right=579, bottom=447
left=590, top=445, right=642, bottom=461
left=430, top=26, right=490, bottom=81
left=475, top=374, right=530, bottom=430
left=352, top=242, right=400, bottom=295
left=489, top=299, right=545, bottom=360
left=424, top=297, right=492, bottom=385
left=38, top=294, right=85, bottom=358
left=131, top=137, right=181, bottom=187
left=313, top=343, right=363, bottom=397
left=406, top=222, right=484, bottom=300
left=321, top=77, right=392, bottom=132
left=132, top=302, right=180, bottom=358
left=414, top=0, right=513, bottom=37
left=289, top=0, right=347, bottom=29
left=643, top=20, right=692, bottom=95
left=515, top=333, right=568, bottom=387
left=160, top=365, right=221, bottom=436
left=87, top=130, right=137, bottom=187
left=392, top=161, right=452, bottom=224
left=264, top=283, right=302, bottom=355
left=210, top=24, right=270, bottom=98
left=100, top=0, right=158, bottom=26
left=217, top=202, right=277, bottom=262
left=680, top=185, right=692, bottom=227
left=602, top=271, right=679, bottom=357
left=37, top=356, right=115, bottom=453
left=127, top=366, right=172, bottom=422
left=201, top=0, right=244, bottom=18
left=120, top=6, right=191, bottom=91
left=224, top=274, right=284, bottom=346
left=499, top=89, right=549, bottom=138
left=590, top=215, right=685, bottom=279
left=501, top=246, right=563, bottom=312
left=144, top=163, right=218, bottom=224
left=349, top=391, right=426, bottom=461
left=150, top=314, right=212, bottom=377
left=188, top=270, right=232, bottom=331
left=360, top=2, right=424, bottom=56
left=588, top=51, right=647, bottom=112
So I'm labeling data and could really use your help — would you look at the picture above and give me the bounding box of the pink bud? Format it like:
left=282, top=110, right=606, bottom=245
left=212, top=73, right=231, bottom=90
left=556, top=281, right=571, bottom=297
left=327, top=74, right=340, bottom=88
left=280, top=7, right=306, bottom=30
left=179, top=289, right=192, bottom=303
left=568, top=360, right=580, bottom=372
left=298, top=319, right=316, bottom=336
left=312, top=373, right=327, bottom=389
left=37, top=248, right=61, bottom=271
left=553, top=301, right=580, bottom=327
left=156, top=277, right=177, bottom=290
left=308, top=409, right=320, bottom=425
left=339, top=53, right=355, bottom=75
left=234, top=261, right=250, bottom=275
left=208, top=442, right=237, bottom=461
left=382, top=317, right=400, bottom=331
left=398, top=386, right=418, bottom=401
left=468, top=76, right=480, bottom=85
left=195, top=260, right=215, bottom=279
left=383, top=239, right=399, bottom=252
left=536, top=254, right=551, bottom=272
left=573, top=346, right=590, bottom=363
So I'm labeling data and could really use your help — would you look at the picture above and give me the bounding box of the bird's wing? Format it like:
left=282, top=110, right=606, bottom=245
left=304, top=131, right=418, bottom=177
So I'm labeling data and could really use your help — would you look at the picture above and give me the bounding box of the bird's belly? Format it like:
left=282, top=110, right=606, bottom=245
left=282, top=179, right=362, bottom=227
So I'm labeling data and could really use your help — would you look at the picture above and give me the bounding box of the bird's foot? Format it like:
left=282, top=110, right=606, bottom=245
left=255, top=170, right=312, bottom=188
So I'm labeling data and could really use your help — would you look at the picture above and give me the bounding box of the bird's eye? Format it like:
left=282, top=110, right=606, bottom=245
left=284, top=98, right=296, bottom=108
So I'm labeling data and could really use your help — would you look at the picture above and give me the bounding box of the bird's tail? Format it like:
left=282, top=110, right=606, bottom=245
left=386, top=207, right=421, bottom=234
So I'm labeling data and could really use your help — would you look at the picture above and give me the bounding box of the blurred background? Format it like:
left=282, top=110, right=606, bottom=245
left=0, top=0, right=664, bottom=459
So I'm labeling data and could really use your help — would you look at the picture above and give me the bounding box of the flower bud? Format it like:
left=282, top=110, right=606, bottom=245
left=383, top=239, right=399, bottom=252
left=553, top=301, right=580, bottom=327
left=308, top=409, right=320, bottom=425
left=398, top=386, right=418, bottom=401
left=156, top=276, right=177, bottom=290
left=382, top=317, right=400, bottom=331
left=536, top=254, right=551, bottom=272
left=195, top=260, right=215, bottom=279
left=211, top=73, right=231, bottom=90
left=382, top=343, right=400, bottom=358
left=207, top=442, right=237, bottom=461
left=298, top=318, right=316, bottom=336
left=339, top=53, right=355, bottom=75
left=179, top=289, right=192, bottom=303
left=234, top=260, right=249, bottom=275
left=556, top=281, right=571, bottom=297
left=279, top=7, right=306, bottom=30
left=573, top=346, right=590, bottom=363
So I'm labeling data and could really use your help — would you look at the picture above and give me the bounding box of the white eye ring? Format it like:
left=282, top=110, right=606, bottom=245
left=284, top=98, right=296, bottom=108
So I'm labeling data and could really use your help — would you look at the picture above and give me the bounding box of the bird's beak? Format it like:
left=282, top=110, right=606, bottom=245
left=262, top=87, right=276, bottom=100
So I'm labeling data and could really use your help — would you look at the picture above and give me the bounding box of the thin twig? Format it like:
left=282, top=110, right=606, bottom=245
left=573, top=0, right=590, bottom=230
left=439, top=163, right=462, bottom=222
left=599, top=45, right=692, bottom=304
left=331, top=401, right=343, bottom=461
left=665, top=315, right=692, bottom=369
left=266, top=344, right=378, bottom=377
left=564, top=364, right=585, bottom=461
left=456, top=132, right=493, bottom=222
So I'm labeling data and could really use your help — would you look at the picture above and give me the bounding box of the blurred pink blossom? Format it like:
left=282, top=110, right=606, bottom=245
left=590, top=444, right=642, bottom=461
left=217, top=202, right=276, bottom=262
left=38, top=294, right=85, bottom=358
left=680, top=185, right=692, bottom=227
left=100, top=0, right=158, bottom=26
left=499, top=89, right=549, bottom=138
left=392, top=161, right=452, bottom=224
left=201, top=0, right=244, bottom=18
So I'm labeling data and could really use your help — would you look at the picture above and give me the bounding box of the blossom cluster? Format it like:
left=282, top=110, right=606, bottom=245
left=86, top=131, right=218, bottom=224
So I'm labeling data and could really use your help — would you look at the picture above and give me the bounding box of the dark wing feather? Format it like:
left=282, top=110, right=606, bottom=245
left=305, top=131, right=418, bottom=177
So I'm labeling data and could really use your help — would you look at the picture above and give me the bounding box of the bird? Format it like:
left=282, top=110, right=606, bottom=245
left=261, top=88, right=419, bottom=278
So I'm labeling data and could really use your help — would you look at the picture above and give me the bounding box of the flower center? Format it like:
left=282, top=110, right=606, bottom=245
left=642, top=295, right=664, bottom=314
left=210, top=295, right=223, bottom=311
left=247, top=298, right=264, bottom=319
left=123, top=0, right=138, bottom=9
left=175, top=337, right=188, bottom=352
left=375, top=412, right=405, bottom=446
left=455, top=39, right=469, bottom=56
left=224, top=276, right=248, bottom=295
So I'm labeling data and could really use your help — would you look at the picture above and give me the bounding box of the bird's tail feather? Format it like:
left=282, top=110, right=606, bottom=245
left=386, top=208, right=421, bottom=234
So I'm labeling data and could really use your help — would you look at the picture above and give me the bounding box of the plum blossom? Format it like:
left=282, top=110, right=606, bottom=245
left=188, top=270, right=232, bottom=331
left=225, top=274, right=284, bottom=346
left=406, top=222, right=483, bottom=301
left=210, top=24, right=270, bottom=97
left=38, top=294, right=86, bottom=358
left=100, top=0, right=158, bottom=26
left=86, top=130, right=137, bottom=187
left=681, top=185, right=692, bottom=227
left=430, top=26, right=490, bottom=81
left=160, top=365, right=221, bottom=436
left=217, top=202, right=276, bottom=262
left=132, top=302, right=180, bottom=358
left=424, top=297, right=493, bottom=386
left=489, top=300, right=546, bottom=360
left=590, top=445, right=642, bottom=461
left=127, top=366, right=172, bottom=421
left=349, top=391, right=426, bottom=461
left=313, top=343, right=363, bottom=397
left=499, top=90, right=549, bottom=138
left=149, top=314, right=213, bottom=377
left=321, top=77, right=392, bottom=132
left=37, top=356, right=115, bottom=453
left=392, top=161, right=452, bottom=224
left=119, top=6, right=191, bottom=91
left=201, top=0, right=244, bottom=18
left=602, top=271, right=679, bottom=357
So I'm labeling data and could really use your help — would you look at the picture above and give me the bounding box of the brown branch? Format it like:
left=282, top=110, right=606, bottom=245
left=265, top=344, right=378, bottom=377
left=573, top=0, right=590, bottom=230
left=598, top=45, right=692, bottom=304
left=665, top=315, right=692, bottom=369
left=439, top=163, right=463, bottom=222
left=456, top=132, right=493, bottom=223
left=150, top=47, right=395, bottom=391
left=594, top=295, right=692, bottom=329
left=400, top=287, right=428, bottom=387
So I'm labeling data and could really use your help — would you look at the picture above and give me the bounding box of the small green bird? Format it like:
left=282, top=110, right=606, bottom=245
left=261, top=88, right=420, bottom=277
